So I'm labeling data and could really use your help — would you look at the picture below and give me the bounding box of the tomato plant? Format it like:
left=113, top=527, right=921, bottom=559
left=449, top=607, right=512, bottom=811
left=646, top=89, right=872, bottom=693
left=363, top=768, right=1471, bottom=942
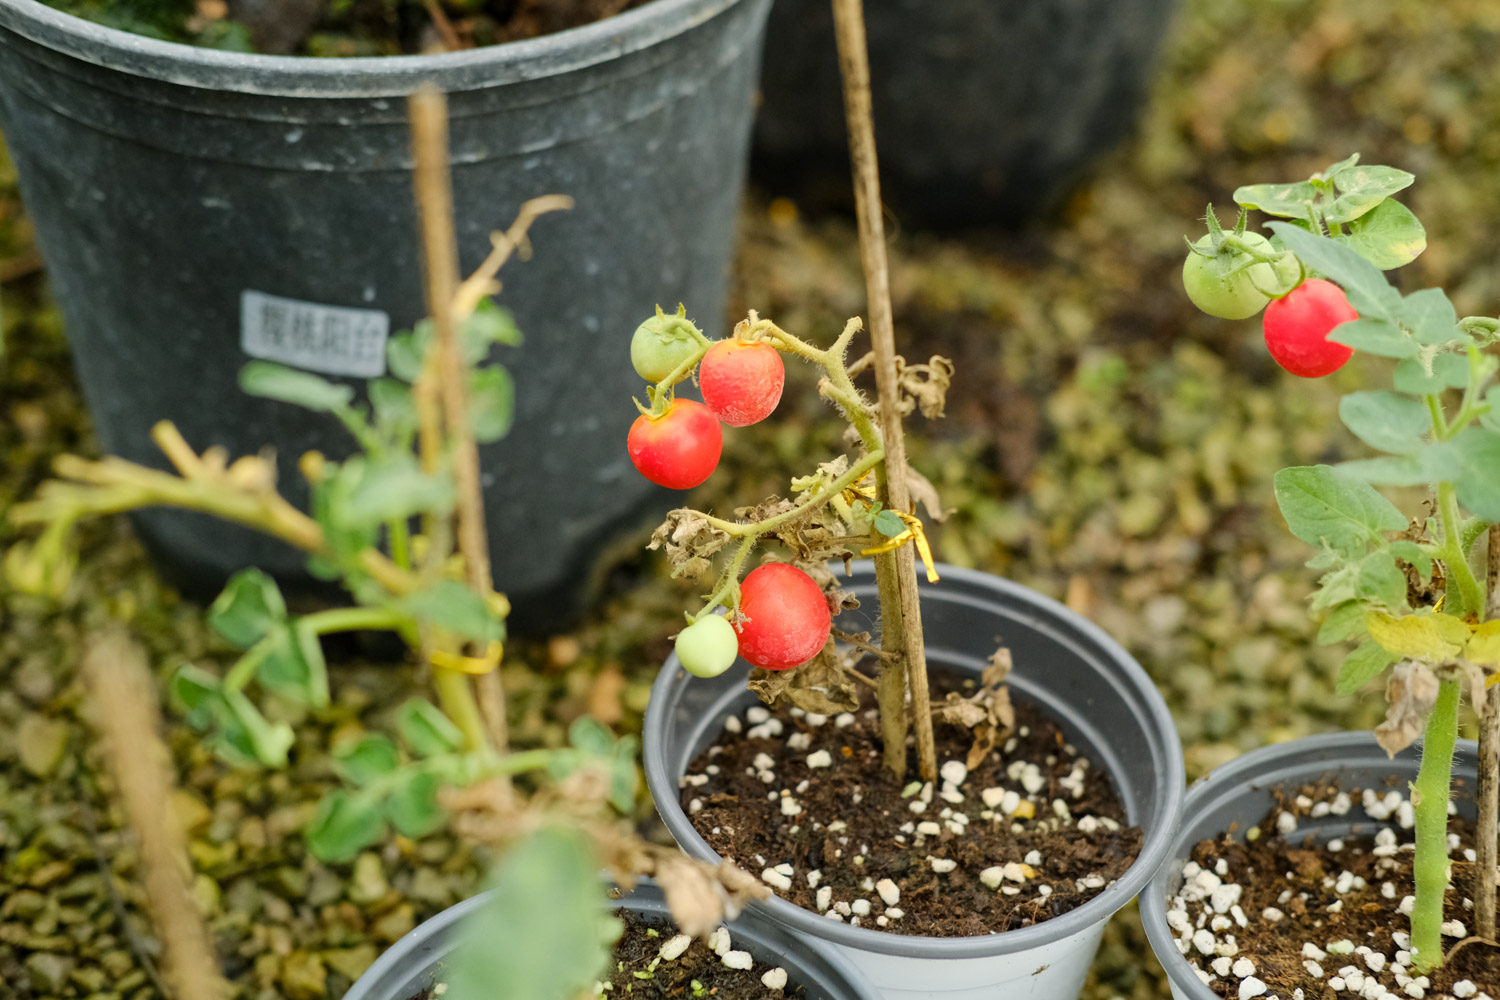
left=627, top=398, right=723, bottom=489
left=1262, top=278, right=1357, bottom=378
left=733, top=563, right=831, bottom=671
left=674, top=614, right=740, bottom=678
left=698, top=338, right=785, bottom=427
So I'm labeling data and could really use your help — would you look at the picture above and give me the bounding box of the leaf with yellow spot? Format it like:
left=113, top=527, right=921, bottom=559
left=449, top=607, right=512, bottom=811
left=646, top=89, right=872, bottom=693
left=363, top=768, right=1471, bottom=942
left=1364, top=610, right=1471, bottom=660
left=1467, top=621, right=1500, bottom=671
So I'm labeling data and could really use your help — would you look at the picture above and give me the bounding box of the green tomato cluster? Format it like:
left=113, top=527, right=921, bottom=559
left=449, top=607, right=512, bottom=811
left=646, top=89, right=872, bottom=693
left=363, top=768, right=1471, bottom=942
left=1182, top=232, right=1293, bottom=320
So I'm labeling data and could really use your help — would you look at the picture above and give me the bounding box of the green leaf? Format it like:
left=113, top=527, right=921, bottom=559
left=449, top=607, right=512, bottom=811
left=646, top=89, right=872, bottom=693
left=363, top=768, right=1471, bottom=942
left=399, top=581, right=505, bottom=644
left=334, top=734, right=401, bottom=785
left=1326, top=167, right=1416, bottom=225
left=1338, top=445, right=1462, bottom=487
left=207, top=568, right=287, bottom=649
left=444, top=827, right=609, bottom=1000
left=1336, top=641, right=1398, bottom=696
left=1483, top=387, right=1500, bottom=435
left=306, top=789, right=387, bottom=863
left=1273, top=466, right=1406, bottom=557
left=1394, top=353, right=1470, bottom=394
left=1354, top=550, right=1408, bottom=611
left=384, top=770, right=445, bottom=838
left=342, top=454, right=455, bottom=527
left=1268, top=223, right=1401, bottom=319
left=568, top=716, right=616, bottom=758
left=1387, top=540, right=1434, bottom=580
left=1317, top=602, right=1369, bottom=645
left=239, top=361, right=355, bottom=412
left=1339, top=391, right=1430, bottom=454
left=169, top=664, right=224, bottom=729
left=1327, top=318, right=1419, bottom=359
left=309, top=460, right=381, bottom=570
left=1397, top=288, right=1461, bottom=348
left=468, top=366, right=515, bottom=444
left=1234, top=180, right=1319, bottom=219
left=462, top=300, right=523, bottom=353
left=1337, top=199, right=1426, bottom=269
left=1447, top=426, right=1500, bottom=521
left=873, top=509, right=906, bottom=538
left=610, top=736, right=639, bottom=815
left=396, top=698, right=466, bottom=757
left=368, top=378, right=418, bottom=437
left=386, top=328, right=426, bottom=383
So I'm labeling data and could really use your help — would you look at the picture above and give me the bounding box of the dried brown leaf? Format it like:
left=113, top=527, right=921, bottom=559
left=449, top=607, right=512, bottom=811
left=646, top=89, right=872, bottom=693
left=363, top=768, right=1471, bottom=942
left=746, top=642, right=859, bottom=715
left=648, top=509, right=730, bottom=576
left=897, top=355, right=955, bottom=420
left=1376, top=660, right=1440, bottom=757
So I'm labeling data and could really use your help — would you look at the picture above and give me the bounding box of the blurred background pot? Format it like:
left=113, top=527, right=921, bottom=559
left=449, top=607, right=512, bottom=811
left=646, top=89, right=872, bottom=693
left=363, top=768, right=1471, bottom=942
left=644, top=562, right=1185, bottom=1000
left=753, top=0, right=1178, bottom=228
left=0, top=0, right=771, bottom=630
left=1139, top=732, right=1482, bottom=1000
left=343, top=877, right=880, bottom=1000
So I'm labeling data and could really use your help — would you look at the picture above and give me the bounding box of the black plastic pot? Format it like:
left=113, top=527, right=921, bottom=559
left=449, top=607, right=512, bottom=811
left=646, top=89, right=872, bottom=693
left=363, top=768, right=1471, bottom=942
left=752, top=0, right=1178, bottom=228
left=343, top=878, right=879, bottom=1000
left=1139, top=732, right=1482, bottom=1000
left=0, top=0, right=770, bottom=629
left=644, top=562, right=1185, bottom=1000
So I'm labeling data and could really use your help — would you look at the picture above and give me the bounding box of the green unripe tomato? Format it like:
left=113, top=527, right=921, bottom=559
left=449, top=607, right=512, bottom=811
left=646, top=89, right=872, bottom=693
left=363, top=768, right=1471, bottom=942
left=675, top=614, right=739, bottom=678
left=631, top=313, right=703, bottom=384
left=1182, top=233, right=1281, bottom=320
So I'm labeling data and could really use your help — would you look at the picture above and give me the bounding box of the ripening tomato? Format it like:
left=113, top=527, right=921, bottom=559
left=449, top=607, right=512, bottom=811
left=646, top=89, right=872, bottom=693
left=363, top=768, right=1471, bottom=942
left=734, top=563, right=831, bottom=671
left=698, top=338, right=785, bottom=427
left=1262, top=278, right=1357, bottom=378
left=675, top=613, right=740, bottom=678
left=627, top=399, right=723, bottom=489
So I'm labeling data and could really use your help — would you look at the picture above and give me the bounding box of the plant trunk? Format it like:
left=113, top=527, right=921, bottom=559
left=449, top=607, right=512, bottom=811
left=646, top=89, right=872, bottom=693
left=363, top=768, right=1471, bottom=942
left=1476, top=523, right=1500, bottom=941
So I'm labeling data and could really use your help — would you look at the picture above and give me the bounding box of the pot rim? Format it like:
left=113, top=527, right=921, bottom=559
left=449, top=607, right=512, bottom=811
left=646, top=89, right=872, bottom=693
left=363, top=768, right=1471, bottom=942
left=645, top=560, right=1186, bottom=960
left=0, top=0, right=744, bottom=96
left=1138, top=729, right=1483, bottom=1000
left=345, top=877, right=879, bottom=1000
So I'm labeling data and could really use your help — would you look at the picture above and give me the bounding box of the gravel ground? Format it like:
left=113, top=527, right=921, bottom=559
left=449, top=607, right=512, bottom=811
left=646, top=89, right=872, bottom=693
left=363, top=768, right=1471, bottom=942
left=2, top=0, right=1499, bottom=997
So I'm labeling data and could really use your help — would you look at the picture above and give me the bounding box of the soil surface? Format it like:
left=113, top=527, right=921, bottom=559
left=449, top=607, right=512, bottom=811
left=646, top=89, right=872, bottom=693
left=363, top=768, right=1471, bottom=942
left=683, top=675, right=1143, bottom=938
left=604, top=908, right=810, bottom=998
left=1168, top=780, right=1500, bottom=1000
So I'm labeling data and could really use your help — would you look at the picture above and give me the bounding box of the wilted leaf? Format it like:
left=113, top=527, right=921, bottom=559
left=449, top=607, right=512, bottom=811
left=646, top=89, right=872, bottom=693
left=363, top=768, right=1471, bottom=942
left=1375, top=660, right=1439, bottom=756
left=746, top=642, right=858, bottom=716
left=1466, top=622, right=1500, bottom=668
left=897, top=355, right=954, bottom=420
left=647, top=509, right=731, bottom=576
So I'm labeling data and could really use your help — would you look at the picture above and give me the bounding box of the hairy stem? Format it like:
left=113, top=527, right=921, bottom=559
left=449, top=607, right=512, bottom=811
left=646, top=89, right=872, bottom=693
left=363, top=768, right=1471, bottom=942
left=1437, top=482, right=1483, bottom=618
left=1410, top=679, right=1460, bottom=973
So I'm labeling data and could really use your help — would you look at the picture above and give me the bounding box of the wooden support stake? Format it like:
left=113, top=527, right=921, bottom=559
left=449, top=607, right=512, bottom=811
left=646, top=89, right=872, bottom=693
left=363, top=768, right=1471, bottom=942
left=829, top=0, right=936, bottom=783
left=1475, top=523, right=1499, bottom=940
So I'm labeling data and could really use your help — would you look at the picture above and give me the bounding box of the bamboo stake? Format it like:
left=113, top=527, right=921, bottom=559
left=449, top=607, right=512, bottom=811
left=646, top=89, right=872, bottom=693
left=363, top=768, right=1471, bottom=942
left=1475, top=524, right=1499, bottom=940
left=84, top=630, right=228, bottom=1000
left=409, top=88, right=509, bottom=754
left=829, top=0, right=936, bottom=783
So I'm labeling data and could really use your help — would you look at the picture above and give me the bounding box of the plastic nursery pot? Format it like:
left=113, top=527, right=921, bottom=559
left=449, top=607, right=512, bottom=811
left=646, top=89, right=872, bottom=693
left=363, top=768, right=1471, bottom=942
left=0, top=0, right=770, bottom=630
left=342, top=877, right=879, bottom=1000
left=643, top=562, right=1186, bottom=1000
left=751, top=0, right=1179, bottom=228
left=1139, top=731, right=1482, bottom=1000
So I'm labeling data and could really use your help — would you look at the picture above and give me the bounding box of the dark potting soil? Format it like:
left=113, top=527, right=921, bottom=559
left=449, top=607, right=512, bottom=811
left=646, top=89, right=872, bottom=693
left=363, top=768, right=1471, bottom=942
left=402, top=907, right=809, bottom=1000
left=680, top=676, right=1144, bottom=938
left=605, top=908, right=812, bottom=997
left=1167, top=778, right=1500, bottom=1000
left=42, top=0, right=653, bottom=58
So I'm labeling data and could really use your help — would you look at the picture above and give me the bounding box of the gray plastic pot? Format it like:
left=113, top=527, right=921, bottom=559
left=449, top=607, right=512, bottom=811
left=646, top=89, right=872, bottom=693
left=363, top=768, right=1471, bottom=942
left=644, top=562, right=1185, bottom=1000
left=0, top=0, right=770, bottom=630
left=1140, top=731, right=1482, bottom=1000
left=343, top=877, right=878, bottom=1000
left=752, top=0, right=1178, bottom=228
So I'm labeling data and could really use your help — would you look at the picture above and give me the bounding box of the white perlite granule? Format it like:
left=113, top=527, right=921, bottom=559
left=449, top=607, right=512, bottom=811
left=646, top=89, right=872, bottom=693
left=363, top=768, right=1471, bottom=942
left=721, top=950, right=753, bottom=971
left=658, top=935, right=692, bottom=961
left=761, top=967, right=789, bottom=991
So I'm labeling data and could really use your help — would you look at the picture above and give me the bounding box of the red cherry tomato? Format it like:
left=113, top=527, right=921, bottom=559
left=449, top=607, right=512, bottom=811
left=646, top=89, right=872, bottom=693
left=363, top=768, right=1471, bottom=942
left=734, top=563, right=831, bottom=671
left=1262, top=278, right=1358, bottom=378
left=627, top=399, right=723, bottom=489
left=698, top=339, right=785, bottom=427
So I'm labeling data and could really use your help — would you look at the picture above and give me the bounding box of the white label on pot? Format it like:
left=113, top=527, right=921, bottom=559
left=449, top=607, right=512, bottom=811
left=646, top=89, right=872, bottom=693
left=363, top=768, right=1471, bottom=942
left=240, top=290, right=389, bottom=378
